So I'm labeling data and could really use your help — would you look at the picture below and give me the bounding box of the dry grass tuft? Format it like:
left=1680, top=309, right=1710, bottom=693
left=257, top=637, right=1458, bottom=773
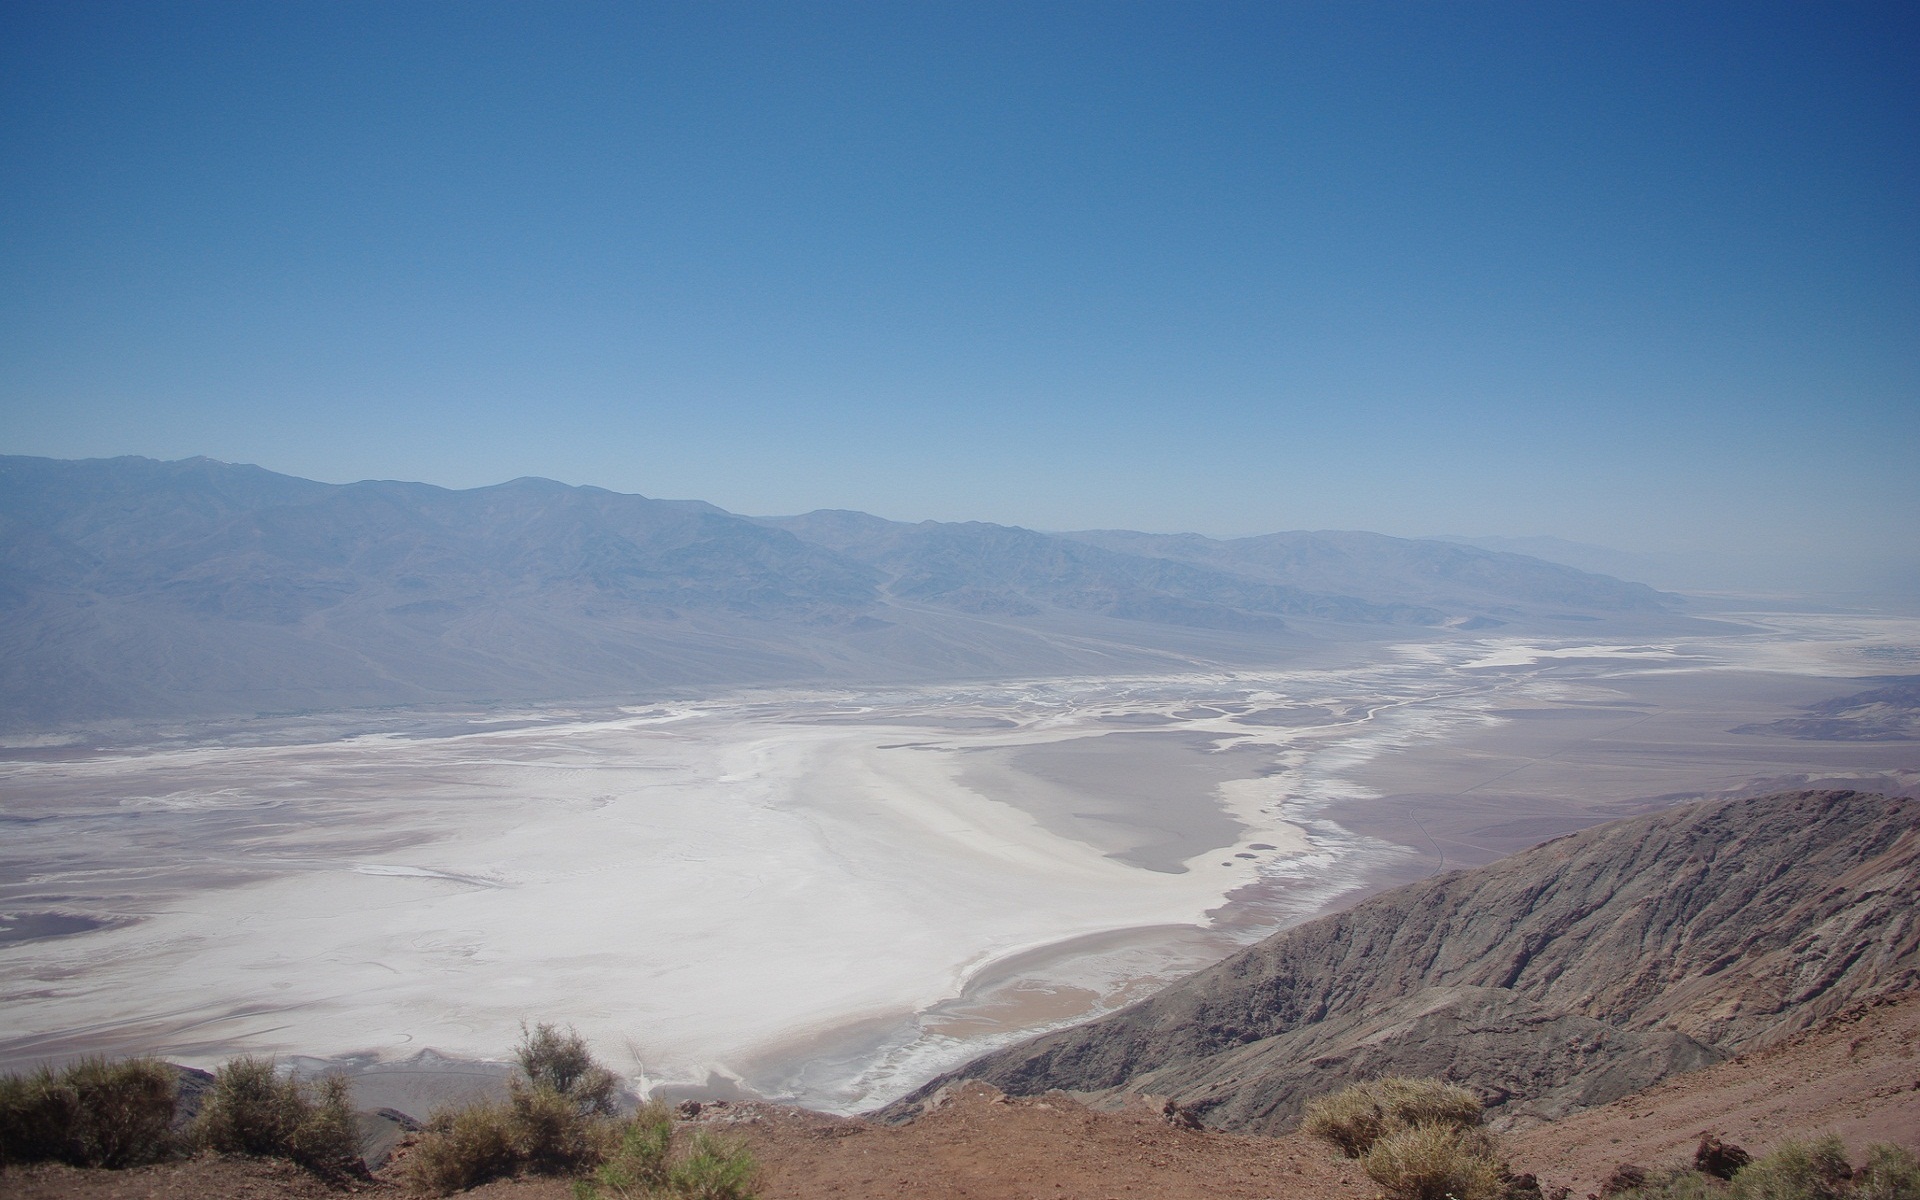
left=1302, top=1075, right=1485, bottom=1158
left=1363, top=1122, right=1506, bottom=1200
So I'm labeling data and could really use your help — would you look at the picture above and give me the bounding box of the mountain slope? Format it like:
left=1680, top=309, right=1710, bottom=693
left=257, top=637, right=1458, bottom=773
left=886, top=790, right=1920, bottom=1133
left=763, top=512, right=1447, bottom=629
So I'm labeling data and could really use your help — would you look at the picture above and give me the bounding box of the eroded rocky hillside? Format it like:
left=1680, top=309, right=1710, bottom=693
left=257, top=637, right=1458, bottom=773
left=889, top=790, right=1920, bottom=1132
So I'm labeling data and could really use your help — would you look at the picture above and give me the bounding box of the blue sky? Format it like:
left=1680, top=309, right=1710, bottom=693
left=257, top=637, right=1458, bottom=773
left=2, top=1, right=1915, bottom=592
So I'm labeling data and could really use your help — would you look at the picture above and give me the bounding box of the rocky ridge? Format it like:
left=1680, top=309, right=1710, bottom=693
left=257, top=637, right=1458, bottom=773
left=885, top=790, right=1920, bottom=1133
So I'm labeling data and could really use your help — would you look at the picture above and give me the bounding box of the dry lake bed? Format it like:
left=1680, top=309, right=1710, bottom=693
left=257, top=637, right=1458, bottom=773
left=2, top=610, right=1917, bottom=1113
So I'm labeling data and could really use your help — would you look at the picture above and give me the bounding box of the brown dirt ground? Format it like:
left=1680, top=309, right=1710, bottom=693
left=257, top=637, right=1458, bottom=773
left=11, top=994, right=1918, bottom=1200
left=1, top=1155, right=376, bottom=1199
left=678, top=1082, right=1373, bottom=1200
left=0, top=1083, right=1372, bottom=1200
left=1508, top=990, right=1920, bottom=1196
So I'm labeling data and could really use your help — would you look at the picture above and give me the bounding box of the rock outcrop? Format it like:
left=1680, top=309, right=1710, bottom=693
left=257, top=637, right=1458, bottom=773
left=887, top=790, right=1920, bottom=1132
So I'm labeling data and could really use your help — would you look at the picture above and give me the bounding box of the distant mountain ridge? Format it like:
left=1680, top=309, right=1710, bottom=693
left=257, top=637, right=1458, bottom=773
left=1, top=455, right=1685, bottom=729
left=884, top=789, right=1920, bottom=1133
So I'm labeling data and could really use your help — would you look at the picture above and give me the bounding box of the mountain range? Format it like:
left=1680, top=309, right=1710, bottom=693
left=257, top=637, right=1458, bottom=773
left=0, top=455, right=1687, bottom=730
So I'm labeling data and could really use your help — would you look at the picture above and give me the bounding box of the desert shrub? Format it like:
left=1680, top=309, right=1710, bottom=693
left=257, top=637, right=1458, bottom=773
left=1364, top=1122, right=1506, bottom=1200
left=287, top=1075, right=365, bottom=1179
left=509, top=1078, right=616, bottom=1176
left=0, top=1067, right=71, bottom=1165
left=0, top=1057, right=177, bottom=1168
left=1611, top=1167, right=1728, bottom=1200
left=572, top=1104, right=675, bottom=1199
left=1599, top=1139, right=1917, bottom=1200
left=1730, top=1136, right=1855, bottom=1200
left=192, top=1056, right=363, bottom=1178
left=1851, top=1145, right=1920, bottom=1200
left=1302, top=1076, right=1484, bottom=1157
left=518, top=1023, right=618, bottom=1116
left=406, top=1100, right=522, bottom=1195
left=667, top=1130, right=757, bottom=1200
left=571, top=1115, right=757, bottom=1200
left=193, top=1056, right=305, bottom=1157
left=408, top=1024, right=633, bottom=1194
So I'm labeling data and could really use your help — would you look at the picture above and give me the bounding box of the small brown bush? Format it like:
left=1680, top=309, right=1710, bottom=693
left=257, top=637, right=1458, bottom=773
left=0, top=1057, right=178, bottom=1168
left=406, top=1024, right=631, bottom=1194
left=510, top=1080, right=615, bottom=1176
left=406, top=1101, right=521, bottom=1195
left=517, top=1024, right=617, bottom=1116
left=1364, top=1122, right=1506, bottom=1200
left=1302, top=1076, right=1484, bottom=1158
left=288, top=1075, right=365, bottom=1179
left=1699, top=1138, right=1756, bottom=1181
left=192, top=1057, right=305, bottom=1158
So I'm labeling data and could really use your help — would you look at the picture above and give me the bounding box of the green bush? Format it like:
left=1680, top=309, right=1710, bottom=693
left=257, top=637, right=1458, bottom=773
left=1853, top=1145, right=1920, bottom=1200
left=1302, top=1076, right=1485, bottom=1158
left=191, top=1056, right=363, bottom=1179
left=1611, top=1167, right=1729, bottom=1200
left=1602, top=1139, right=1917, bottom=1200
left=1730, top=1136, right=1855, bottom=1200
left=572, top=1106, right=675, bottom=1199
left=0, top=1057, right=177, bottom=1168
left=666, top=1130, right=757, bottom=1200
left=1363, top=1122, right=1506, bottom=1200
left=571, top=1111, right=757, bottom=1200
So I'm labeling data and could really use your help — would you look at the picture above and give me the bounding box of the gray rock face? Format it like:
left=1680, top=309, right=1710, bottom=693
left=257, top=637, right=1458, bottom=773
left=886, top=790, right=1920, bottom=1132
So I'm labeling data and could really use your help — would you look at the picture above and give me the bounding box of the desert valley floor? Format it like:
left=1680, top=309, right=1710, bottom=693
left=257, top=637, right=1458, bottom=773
left=2, top=609, right=1917, bottom=1114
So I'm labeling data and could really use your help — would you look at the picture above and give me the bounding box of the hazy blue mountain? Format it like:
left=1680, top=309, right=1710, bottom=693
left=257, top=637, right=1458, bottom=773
left=1061, top=528, right=1673, bottom=617
left=1432, top=533, right=1676, bottom=590
left=1, top=456, right=1688, bottom=730
left=761, top=513, right=1446, bottom=629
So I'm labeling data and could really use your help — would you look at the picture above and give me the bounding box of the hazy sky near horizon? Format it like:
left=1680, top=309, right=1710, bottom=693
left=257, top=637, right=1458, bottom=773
left=2, top=2, right=1915, bottom=591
